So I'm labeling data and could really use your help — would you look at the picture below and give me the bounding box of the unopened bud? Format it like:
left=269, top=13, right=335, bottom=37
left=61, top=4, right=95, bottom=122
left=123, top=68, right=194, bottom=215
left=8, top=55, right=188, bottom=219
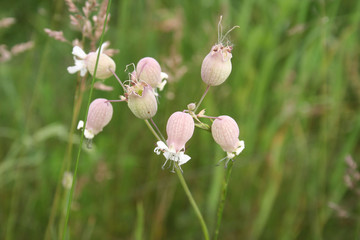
left=166, top=112, right=195, bottom=152
left=127, top=82, right=158, bottom=119
left=201, top=44, right=232, bottom=86
left=187, top=103, right=196, bottom=111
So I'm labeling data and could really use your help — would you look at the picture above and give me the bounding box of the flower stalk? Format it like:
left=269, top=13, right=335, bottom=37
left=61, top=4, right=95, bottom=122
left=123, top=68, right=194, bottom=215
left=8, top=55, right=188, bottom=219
left=144, top=119, right=209, bottom=240
left=175, top=166, right=210, bottom=240
left=194, top=85, right=210, bottom=112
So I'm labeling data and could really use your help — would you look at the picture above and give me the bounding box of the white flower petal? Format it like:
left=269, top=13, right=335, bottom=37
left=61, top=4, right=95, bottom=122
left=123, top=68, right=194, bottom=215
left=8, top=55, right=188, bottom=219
left=163, top=151, right=171, bottom=160
left=178, top=152, right=191, bottom=165
left=153, top=89, right=159, bottom=97
left=77, top=120, right=84, bottom=130
left=235, top=140, right=245, bottom=155
left=158, top=80, right=167, bottom=91
left=68, top=58, right=87, bottom=76
left=157, top=141, right=168, bottom=151
left=154, top=141, right=168, bottom=155
left=80, top=67, right=87, bottom=77
left=161, top=72, right=168, bottom=80
left=227, top=152, right=235, bottom=159
left=72, top=46, right=87, bottom=59
left=96, top=42, right=108, bottom=54
left=84, top=129, right=94, bottom=139
left=67, top=65, right=82, bottom=74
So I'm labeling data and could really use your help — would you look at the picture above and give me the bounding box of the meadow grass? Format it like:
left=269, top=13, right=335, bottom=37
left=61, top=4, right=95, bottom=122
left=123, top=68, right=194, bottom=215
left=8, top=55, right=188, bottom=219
left=1, top=0, right=360, bottom=239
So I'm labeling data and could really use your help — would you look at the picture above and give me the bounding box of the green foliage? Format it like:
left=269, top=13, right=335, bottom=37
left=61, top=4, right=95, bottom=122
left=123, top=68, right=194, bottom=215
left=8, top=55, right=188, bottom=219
left=1, top=0, right=360, bottom=239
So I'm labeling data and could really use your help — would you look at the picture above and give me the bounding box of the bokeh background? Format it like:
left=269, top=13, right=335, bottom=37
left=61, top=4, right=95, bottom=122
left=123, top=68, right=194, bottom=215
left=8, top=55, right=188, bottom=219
left=1, top=0, right=360, bottom=239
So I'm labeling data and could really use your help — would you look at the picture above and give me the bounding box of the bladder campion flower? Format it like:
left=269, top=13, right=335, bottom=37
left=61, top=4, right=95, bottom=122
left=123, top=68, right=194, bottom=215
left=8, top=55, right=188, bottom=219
left=211, top=115, right=245, bottom=167
left=67, top=43, right=116, bottom=79
left=126, top=81, right=158, bottom=119
left=77, top=98, right=113, bottom=139
left=136, top=57, right=168, bottom=91
left=201, top=17, right=239, bottom=87
left=154, top=112, right=195, bottom=172
left=201, top=44, right=232, bottom=86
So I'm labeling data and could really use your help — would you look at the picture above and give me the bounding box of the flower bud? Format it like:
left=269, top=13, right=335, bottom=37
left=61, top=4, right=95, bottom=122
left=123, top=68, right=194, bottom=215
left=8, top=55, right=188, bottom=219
left=78, top=98, right=113, bottom=139
left=211, top=115, right=242, bottom=153
left=85, top=52, right=116, bottom=80
left=127, top=82, right=157, bottom=119
left=187, top=103, right=196, bottom=111
left=201, top=44, right=232, bottom=86
left=166, top=112, right=195, bottom=152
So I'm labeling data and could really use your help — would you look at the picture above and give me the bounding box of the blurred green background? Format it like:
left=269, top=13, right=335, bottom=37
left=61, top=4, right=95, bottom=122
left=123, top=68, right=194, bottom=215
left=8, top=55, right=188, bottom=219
left=1, top=0, right=360, bottom=239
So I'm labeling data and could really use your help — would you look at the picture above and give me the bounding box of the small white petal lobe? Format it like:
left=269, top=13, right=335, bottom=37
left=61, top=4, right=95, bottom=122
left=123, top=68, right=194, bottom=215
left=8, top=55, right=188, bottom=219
left=72, top=46, right=87, bottom=59
left=77, top=120, right=84, bottom=130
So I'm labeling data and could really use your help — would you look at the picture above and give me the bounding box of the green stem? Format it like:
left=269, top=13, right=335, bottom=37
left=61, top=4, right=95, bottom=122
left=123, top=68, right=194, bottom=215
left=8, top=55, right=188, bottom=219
left=144, top=120, right=209, bottom=240
left=61, top=1, right=112, bottom=238
left=214, top=161, right=233, bottom=240
left=194, top=85, right=210, bottom=112
left=144, top=119, right=162, bottom=142
left=175, top=167, right=210, bottom=240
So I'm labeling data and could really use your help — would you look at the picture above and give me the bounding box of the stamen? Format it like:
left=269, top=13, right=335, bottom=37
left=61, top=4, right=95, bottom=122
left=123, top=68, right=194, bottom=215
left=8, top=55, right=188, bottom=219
left=171, top=161, right=176, bottom=173
left=86, top=138, right=93, bottom=149
left=224, top=158, right=234, bottom=169
left=178, top=164, right=184, bottom=173
left=216, top=156, right=228, bottom=166
left=162, top=158, right=169, bottom=169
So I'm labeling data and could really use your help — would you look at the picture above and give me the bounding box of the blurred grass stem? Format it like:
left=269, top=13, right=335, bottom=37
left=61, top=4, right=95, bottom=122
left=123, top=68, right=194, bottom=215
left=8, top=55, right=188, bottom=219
left=214, top=161, right=233, bottom=240
left=61, top=1, right=112, bottom=238
left=44, top=75, right=86, bottom=240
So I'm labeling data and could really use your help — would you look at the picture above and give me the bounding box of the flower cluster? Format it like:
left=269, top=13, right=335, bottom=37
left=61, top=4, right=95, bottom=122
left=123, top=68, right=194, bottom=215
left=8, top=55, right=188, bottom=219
left=67, top=16, right=243, bottom=172
left=151, top=18, right=244, bottom=170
